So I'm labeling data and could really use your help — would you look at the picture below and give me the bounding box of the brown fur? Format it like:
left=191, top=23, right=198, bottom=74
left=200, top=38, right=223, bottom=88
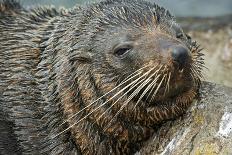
left=0, top=0, right=204, bottom=154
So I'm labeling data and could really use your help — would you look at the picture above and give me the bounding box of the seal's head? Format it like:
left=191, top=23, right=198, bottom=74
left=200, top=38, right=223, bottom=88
left=56, top=0, right=204, bottom=152
left=71, top=0, right=204, bottom=125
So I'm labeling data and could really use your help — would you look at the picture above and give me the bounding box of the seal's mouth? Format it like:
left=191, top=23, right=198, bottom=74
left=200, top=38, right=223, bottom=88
left=106, top=44, right=204, bottom=130
left=125, top=64, right=197, bottom=108
left=145, top=83, right=192, bottom=106
left=134, top=76, right=194, bottom=107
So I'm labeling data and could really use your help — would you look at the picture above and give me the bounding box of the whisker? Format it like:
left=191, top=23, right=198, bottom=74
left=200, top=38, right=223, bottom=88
left=161, top=66, right=168, bottom=97
left=132, top=66, right=164, bottom=109
left=94, top=66, right=160, bottom=123
left=164, top=72, right=171, bottom=96
left=144, top=65, right=163, bottom=102
left=95, top=76, right=146, bottom=123
left=59, top=65, right=149, bottom=126
left=103, top=66, right=160, bottom=131
left=53, top=74, right=144, bottom=138
left=53, top=66, right=156, bottom=138
left=103, top=77, right=152, bottom=131
left=190, top=66, right=203, bottom=80
left=190, top=72, right=196, bottom=87
left=162, top=73, right=168, bottom=97
left=150, top=74, right=165, bottom=102
left=145, top=80, right=157, bottom=103
left=133, top=74, right=161, bottom=110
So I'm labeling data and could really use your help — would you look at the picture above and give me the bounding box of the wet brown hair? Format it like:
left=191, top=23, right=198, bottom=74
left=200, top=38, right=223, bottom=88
left=0, top=0, right=204, bottom=154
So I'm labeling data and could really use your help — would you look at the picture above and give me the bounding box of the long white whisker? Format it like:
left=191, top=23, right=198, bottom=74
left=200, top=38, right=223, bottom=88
left=53, top=66, right=156, bottom=138
left=95, top=76, right=146, bottom=123
left=103, top=67, right=159, bottom=131
left=133, top=72, right=162, bottom=110
left=144, top=65, right=163, bottom=102
left=59, top=65, right=149, bottom=126
left=150, top=75, right=166, bottom=102
left=163, top=72, right=170, bottom=96
left=103, top=78, right=152, bottom=131
left=165, top=72, right=171, bottom=95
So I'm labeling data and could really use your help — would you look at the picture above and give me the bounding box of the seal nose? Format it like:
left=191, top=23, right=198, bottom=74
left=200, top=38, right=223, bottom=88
left=171, top=46, right=189, bottom=69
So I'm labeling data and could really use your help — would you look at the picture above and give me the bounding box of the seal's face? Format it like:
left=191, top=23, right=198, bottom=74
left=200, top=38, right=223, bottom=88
left=87, top=1, right=204, bottom=129
left=108, top=29, right=193, bottom=102
left=95, top=26, right=202, bottom=106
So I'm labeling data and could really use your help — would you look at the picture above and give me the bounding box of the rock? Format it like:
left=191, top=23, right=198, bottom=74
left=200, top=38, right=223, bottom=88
left=138, top=82, right=232, bottom=155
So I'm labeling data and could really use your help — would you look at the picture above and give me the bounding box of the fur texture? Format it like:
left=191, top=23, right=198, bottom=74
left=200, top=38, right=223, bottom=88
left=0, top=0, right=203, bottom=154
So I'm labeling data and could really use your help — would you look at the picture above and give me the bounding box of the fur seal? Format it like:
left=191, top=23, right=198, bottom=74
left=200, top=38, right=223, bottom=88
left=0, top=0, right=204, bottom=154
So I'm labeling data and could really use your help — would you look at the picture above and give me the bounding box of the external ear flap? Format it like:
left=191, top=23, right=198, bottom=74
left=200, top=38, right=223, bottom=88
left=68, top=49, right=93, bottom=63
left=172, top=23, right=184, bottom=38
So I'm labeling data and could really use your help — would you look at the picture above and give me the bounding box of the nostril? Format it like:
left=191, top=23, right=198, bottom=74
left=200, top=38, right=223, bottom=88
left=171, top=46, right=190, bottom=68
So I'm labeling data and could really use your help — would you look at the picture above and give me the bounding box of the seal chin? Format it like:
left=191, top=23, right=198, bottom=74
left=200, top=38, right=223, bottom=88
left=144, top=90, right=195, bottom=111
left=144, top=78, right=195, bottom=107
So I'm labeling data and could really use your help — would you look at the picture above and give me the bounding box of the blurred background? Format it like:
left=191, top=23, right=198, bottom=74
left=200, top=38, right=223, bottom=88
left=21, top=0, right=232, bottom=87
left=20, top=0, right=232, bottom=17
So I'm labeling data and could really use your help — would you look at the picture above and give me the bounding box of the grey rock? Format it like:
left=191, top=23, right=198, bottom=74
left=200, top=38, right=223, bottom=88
left=138, top=81, right=232, bottom=155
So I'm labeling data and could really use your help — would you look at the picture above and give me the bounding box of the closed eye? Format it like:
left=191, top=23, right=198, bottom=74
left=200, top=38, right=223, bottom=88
left=114, top=47, right=131, bottom=57
left=113, top=44, right=133, bottom=58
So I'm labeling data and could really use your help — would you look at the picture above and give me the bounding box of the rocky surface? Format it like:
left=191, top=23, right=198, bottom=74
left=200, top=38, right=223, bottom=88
left=138, top=82, right=232, bottom=155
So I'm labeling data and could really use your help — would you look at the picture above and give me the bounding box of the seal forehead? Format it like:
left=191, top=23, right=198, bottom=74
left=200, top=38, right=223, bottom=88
left=89, top=0, right=174, bottom=29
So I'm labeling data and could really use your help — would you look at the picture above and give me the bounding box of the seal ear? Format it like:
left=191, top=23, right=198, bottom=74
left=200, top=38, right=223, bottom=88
left=69, top=50, right=93, bottom=63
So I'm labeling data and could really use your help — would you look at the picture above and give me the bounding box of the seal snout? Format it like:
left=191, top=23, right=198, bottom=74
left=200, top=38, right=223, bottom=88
left=171, top=46, right=190, bottom=69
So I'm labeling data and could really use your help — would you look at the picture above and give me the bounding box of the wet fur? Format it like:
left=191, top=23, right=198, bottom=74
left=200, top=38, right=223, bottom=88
left=0, top=0, right=203, bottom=154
